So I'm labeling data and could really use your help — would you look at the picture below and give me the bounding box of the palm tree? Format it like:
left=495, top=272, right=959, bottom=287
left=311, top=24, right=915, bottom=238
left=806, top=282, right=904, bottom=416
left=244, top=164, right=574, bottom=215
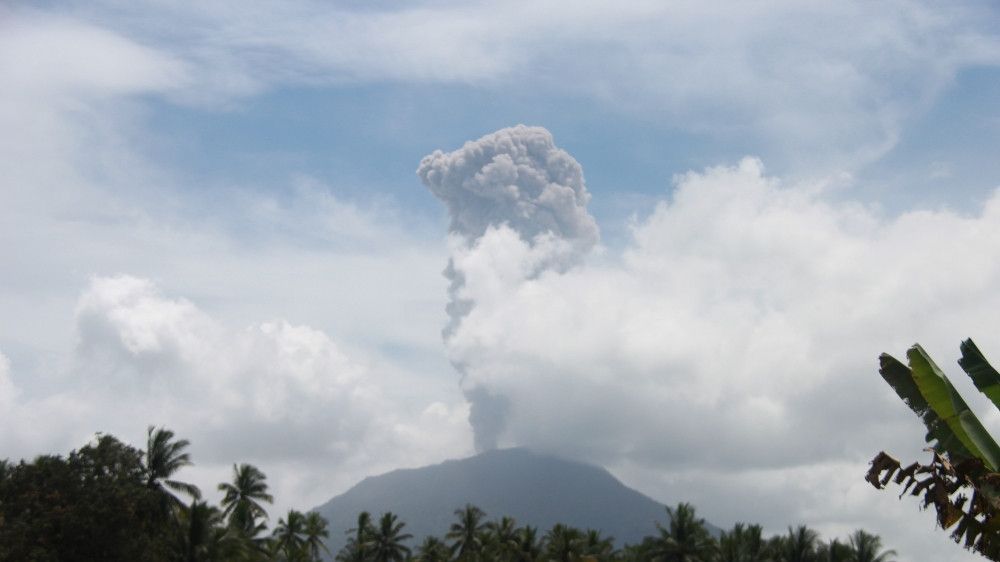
left=515, top=526, right=544, bottom=562
left=448, top=504, right=487, bottom=561
left=581, top=529, right=615, bottom=561
left=847, top=530, right=896, bottom=562
left=486, top=516, right=519, bottom=561
left=144, top=426, right=201, bottom=509
left=337, top=511, right=374, bottom=562
left=369, top=512, right=412, bottom=562
left=776, top=526, right=819, bottom=562
left=303, top=511, right=330, bottom=561
left=719, top=523, right=770, bottom=562
left=816, top=538, right=852, bottom=562
left=649, top=503, right=716, bottom=562
left=178, top=500, right=245, bottom=562
left=544, top=524, right=583, bottom=562
left=416, top=536, right=452, bottom=562
left=274, top=509, right=308, bottom=561
left=218, top=463, right=273, bottom=538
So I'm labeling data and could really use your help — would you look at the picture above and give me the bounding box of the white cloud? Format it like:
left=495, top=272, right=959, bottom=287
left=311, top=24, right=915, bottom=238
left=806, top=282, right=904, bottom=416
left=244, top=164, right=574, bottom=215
left=41, top=0, right=1000, bottom=167
left=0, top=13, right=187, bottom=101
left=2, top=275, right=471, bottom=515
left=432, top=145, right=1000, bottom=560
left=0, top=352, right=15, bottom=408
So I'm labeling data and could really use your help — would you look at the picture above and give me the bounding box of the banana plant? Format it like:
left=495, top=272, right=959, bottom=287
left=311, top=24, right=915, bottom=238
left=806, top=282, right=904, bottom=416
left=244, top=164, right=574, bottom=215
left=868, top=339, right=1000, bottom=560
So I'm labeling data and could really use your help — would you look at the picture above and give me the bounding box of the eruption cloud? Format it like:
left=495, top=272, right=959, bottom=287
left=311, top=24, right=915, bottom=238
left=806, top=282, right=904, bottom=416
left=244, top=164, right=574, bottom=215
left=418, top=125, right=599, bottom=450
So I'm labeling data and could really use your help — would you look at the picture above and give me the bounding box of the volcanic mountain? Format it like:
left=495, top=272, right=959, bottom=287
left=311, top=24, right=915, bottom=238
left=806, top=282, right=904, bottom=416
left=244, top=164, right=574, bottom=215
left=312, top=447, right=714, bottom=554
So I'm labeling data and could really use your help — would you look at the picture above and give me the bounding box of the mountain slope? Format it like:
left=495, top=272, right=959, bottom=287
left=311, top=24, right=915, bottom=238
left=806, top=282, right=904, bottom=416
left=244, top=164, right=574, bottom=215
left=313, top=447, right=714, bottom=554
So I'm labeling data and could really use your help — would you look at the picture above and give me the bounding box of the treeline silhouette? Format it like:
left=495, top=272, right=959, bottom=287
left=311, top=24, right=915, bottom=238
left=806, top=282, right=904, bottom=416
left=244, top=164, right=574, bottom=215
left=0, top=428, right=896, bottom=562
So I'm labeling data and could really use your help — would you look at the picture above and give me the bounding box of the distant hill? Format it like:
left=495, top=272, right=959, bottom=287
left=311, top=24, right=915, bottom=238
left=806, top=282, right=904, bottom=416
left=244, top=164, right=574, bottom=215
left=312, top=447, right=717, bottom=555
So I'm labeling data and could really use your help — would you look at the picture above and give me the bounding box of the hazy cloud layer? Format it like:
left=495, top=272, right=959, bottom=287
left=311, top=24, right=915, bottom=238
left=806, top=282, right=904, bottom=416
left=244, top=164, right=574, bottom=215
left=41, top=0, right=1000, bottom=168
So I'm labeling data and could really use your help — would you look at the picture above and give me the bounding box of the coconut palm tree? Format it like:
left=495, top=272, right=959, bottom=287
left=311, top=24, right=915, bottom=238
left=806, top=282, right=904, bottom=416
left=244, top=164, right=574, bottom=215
left=144, top=426, right=200, bottom=509
left=776, top=526, right=819, bottom=562
left=416, top=536, right=452, bottom=562
left=274, top=509, right=308, bottom=561
left=178, top=500, right=245, bottom=562
left=816, top=538, right=852, bottom=562
left=486, top=516, right=519, bottom=561
left=515, top=526, right=544, bottom=562
left=369, top=512, right=412, bottom=562
left=448, top=504, right=487, bottom=561
left=303, top=511, right=330, bottom=561
left=218, top=463, right=273, bottom=538
left=544, top=524, right=583, bottom=562
left=649, top=503, right=716, bottom=562
left=337, top=511, right=374, bottom=562
left=581, top=529, right=615, bottom=561
left=718, top=523, right=770, bottom=562
left=847, top=530, right=896, bottom=562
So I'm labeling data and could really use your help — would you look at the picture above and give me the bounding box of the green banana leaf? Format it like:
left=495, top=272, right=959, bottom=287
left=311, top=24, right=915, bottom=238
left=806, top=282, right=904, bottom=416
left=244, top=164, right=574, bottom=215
left=959, top=338, right=1000, bottom=411
left=908, top=344, right=1000, bottom=471
left=879, top=353, right=974, bottom=459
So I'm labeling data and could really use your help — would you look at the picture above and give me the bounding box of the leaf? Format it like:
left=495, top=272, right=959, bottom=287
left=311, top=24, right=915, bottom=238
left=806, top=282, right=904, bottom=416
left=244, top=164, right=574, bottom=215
left=908, top=345, right=1000, bottom=471
left=878, top=353, right=974, bottom=460
left=959, top=339, right=1000, bottom=411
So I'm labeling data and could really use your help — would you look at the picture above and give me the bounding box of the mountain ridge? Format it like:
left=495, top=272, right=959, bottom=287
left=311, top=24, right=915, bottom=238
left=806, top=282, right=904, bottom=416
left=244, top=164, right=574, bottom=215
left=312, top=447, right=716, bottom=554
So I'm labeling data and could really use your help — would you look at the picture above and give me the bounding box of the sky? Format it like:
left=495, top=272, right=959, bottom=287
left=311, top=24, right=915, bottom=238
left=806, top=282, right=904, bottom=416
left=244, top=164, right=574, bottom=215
left=2, top=1, right=1000, bottom=560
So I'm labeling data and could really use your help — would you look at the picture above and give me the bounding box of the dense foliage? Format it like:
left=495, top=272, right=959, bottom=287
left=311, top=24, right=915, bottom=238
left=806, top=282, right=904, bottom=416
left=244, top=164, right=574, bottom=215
left=0, top=427, right=325, bottom=562
left=0, top=428, right=896, bottom=562
left=334, top=502, right=894, bottom=562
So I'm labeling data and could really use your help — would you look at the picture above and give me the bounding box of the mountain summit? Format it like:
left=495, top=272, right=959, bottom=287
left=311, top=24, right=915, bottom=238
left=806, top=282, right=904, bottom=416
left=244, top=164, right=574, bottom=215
left=313, top=447, right=708, bottom=554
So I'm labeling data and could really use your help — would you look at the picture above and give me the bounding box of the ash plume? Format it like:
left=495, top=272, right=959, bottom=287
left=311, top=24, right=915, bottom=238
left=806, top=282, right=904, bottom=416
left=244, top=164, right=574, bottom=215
left=417, top=125, right=598, bottom=450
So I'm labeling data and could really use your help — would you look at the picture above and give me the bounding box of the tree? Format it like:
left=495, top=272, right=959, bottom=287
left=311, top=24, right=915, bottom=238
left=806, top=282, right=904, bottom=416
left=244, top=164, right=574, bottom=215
left=303, top=511, right=331, bottom=562
left=337, top=511, right=374, bottom=562
left=581, top=529, right=615, bottom=561
left=868, top=340, right=1000, bottom=558
left=274, top=509, right=308, bottom=561
left=775, top=526, right=818, bottom=562
left=815, top=538, right=851, bottom=562
left=0, top=434, right=171, bottom=561
left=847, top=530, right=895, bottom=562
left=219, top=463, right=274, bottom=539
left=416, top=536, right=452, bottom=562
left=144, top=426, right=201, bottom=523
left=649, top=503, right=716, bottom=562
left=718, top=523, right=770, bottom=562
left=515, top=526, right=544, bottom=562
left=544, top=524, right=583, bottom=562
left=486, top=516, right=520, bottom=561
left=178, top=500, right=245, bottom=562
left=448, top=504, right=487, bottom=560
left=368, top=512, right=413, bottom=562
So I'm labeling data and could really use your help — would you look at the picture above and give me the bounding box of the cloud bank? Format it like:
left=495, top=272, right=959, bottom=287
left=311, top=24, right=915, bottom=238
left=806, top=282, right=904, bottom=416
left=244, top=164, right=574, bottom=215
left=1, top=275, right=470, bottom=514
left=423, top=126, right=1000, bottom=560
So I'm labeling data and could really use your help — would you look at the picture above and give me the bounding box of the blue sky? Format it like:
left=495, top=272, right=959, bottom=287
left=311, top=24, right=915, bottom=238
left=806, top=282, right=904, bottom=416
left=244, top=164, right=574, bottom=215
left=2, top=2, right=1000, bottom=560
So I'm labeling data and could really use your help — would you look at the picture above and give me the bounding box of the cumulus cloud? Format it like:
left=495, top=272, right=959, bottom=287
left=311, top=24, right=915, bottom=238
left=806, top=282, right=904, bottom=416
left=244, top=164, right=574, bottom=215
left=418, top=125, right=598, bottom=450
left=444, top=155, right=1000, bottom=463
left=0, top=275, right=471, bottom=514
left=423, top=128, right=1000, bottom=559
